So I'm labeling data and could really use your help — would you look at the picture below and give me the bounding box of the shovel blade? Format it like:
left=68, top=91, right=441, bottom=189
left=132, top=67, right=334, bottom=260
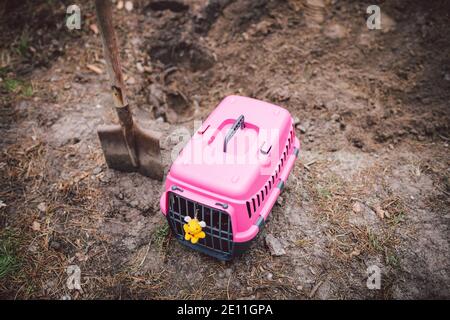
left=98, top=124, right=136, bottom=172
left=134, top=125, right=164, bottom=180
left=97, top=124, right=164, bottom=180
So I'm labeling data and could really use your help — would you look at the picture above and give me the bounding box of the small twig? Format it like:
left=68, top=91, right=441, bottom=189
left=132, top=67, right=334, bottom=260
left=86, top=64, right=104, bottom=74
left=303, top=159, right=317, bottom=171
left=226, top=273, right=232, bottom=300
left=309, top=279, right=324, bottom=298
left=138, top=241, right=151, bottom=268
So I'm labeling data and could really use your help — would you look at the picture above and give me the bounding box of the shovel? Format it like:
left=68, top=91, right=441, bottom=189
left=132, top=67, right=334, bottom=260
left=95, top=0, right=163, bottom=180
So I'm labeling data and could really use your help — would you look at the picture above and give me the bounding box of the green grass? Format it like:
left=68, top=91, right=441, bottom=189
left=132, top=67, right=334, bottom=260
left=4, top=78, right=21, bottom=92
left=317, top=186, right=332, bottom=199
left=2, top=78, right=34, bottom=97
left=389, top=211, right=405, bottom=226
left=153, top=224, right=169, bottom=251
left=22, top=83, right=34, bottom=97
left=385, top=251, right=400, bottom=268
left=17, top=31, right=30, bottom=57
left=0, top=231, right=20, bottom=279
left=367, top=230, right=383, bottom=252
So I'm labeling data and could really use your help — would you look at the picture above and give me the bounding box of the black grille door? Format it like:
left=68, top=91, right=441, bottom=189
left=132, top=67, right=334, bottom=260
left=168, top=192, right=233, bottom=255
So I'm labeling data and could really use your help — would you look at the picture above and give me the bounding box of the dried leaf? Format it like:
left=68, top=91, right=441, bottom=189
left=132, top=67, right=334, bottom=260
left=89, top=24, right=99, bottom=35
left=374, top=204, right=385, bottom=219
left=350, top=248, right=361, bottom=257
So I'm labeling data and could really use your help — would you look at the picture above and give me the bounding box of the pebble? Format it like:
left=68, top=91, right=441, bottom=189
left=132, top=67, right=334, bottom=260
left=32, top=221, right=41, bottom=231
left=125, top=1, right=133, bottom=11
left=37, top=202, right=47, bottom=213
left=99, top=175, right=110, bottom=183
left=93, top=166, right=103, bottom=175
left=352, top=202, right=362, bottom=213
left=276, top=196, right=284, bottom=206
left=331, top=113, right=340, bottom=122
left=130, top=200, right=139, bottom=208
left=50, top=240, right=61, bottom=250
left=265, top=234, right=286, bottom=256
left=298, top=125, right=307, bottom=134
left=136, top=62, right=144, bottom=73
left=28, top=243, right=38, bottom=253
left=126, top=77, right=136, bottom=85
left=224, top=268, right=232, bottom=277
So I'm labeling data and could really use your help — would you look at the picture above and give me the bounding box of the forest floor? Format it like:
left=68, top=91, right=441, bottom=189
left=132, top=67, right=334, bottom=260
left=0, top=0, right=449, bottom=299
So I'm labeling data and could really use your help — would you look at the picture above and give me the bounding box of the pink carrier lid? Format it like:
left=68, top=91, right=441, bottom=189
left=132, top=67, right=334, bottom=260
left=168, top=95, right=293, bottom=200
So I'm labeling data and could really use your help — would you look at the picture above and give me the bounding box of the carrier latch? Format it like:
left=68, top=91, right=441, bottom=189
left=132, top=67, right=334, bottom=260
left=223, top=115, right=245, bottom=152
left=260, top=142, right=272, bottom=155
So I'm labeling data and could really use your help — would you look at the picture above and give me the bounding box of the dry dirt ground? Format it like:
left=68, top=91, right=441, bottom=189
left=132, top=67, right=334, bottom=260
left=0, top=0, right=449, bottom=299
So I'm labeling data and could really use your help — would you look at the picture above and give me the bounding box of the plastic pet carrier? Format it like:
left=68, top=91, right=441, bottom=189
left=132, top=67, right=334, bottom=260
left=160, top=95, right=300, bottom=260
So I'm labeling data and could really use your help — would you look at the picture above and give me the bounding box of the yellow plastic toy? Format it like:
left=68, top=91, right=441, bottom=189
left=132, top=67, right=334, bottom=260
left=183, top=216, right=206, bottom=244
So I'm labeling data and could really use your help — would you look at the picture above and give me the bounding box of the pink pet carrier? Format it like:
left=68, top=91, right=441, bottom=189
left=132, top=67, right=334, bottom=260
left=160, top=95, right=300, bottom=260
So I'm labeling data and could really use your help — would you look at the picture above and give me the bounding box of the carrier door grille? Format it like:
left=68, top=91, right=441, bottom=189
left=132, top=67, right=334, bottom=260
left=168, top=192, right=233, bottom=255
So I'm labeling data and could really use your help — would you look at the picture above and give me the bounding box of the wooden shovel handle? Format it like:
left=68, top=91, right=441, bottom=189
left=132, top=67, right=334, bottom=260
left=95, top=0, right=138, bottom=167
left=95, top=0, right=128, bottom=111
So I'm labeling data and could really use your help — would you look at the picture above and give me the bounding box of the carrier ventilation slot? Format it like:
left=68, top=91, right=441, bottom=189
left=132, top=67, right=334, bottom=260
left=246, top=201, right=252, bottom=218
left=245, top=131, right=295, bottom=217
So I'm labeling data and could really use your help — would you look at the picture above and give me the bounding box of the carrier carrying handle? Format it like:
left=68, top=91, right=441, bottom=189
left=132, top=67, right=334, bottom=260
left=223, top=115, right=245, bottom=152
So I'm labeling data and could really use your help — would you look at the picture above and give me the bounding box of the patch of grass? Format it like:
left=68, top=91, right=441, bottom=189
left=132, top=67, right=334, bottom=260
left=0, top=67, right=7, bottom=77
left=367, top=230, right=383, bottom=252
left=0, top=231, right=20, bottom=279
left=2, top=78, right=34, bottom=97
left=3, top=78, right=21, bottom=92
left=317, top=186, right=332, bottom=199
left=153, top=224, right=169, bottom=250
left=388, top=211, right=405, bottom=226
left=17, top=31, right=30, bottom=57
left=22, top=83, right=34, bottom=97
left=385, top=250, right=400, bottom=268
